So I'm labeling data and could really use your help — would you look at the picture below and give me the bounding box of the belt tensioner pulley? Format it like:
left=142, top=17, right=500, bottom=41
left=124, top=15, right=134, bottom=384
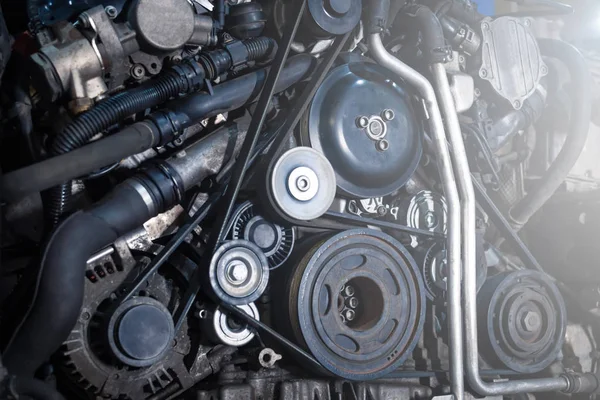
left=228, top=201, right=295, bottom=269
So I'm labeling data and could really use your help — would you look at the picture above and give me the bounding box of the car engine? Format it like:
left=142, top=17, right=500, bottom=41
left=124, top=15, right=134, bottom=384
left=0, top=0, right=598, bottom=399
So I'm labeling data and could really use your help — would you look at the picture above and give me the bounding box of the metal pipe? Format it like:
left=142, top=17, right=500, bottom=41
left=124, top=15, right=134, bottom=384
left=430, top=50, right=583, bottom=396
left=86, top=247, right=115, bottom=264
left=368, top=33, right=463, bottom=400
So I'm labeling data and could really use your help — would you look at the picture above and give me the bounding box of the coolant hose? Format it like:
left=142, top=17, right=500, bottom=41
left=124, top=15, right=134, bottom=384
left=396, top=3, right=450, bottom=63
left=425, top=0, right=484, bottom=26
left=45, top=37, right=276, bottom=227
left=2, top=185, right=155, bottom=376
left=2, top=120, right=250, bottom=376
left=1, top=54, right=314, bottom=203
left=509, top=39, right=592, bottom=229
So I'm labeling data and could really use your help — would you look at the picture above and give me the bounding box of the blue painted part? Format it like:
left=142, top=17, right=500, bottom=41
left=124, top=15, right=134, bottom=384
left=472, top=0, right=495, bottom=15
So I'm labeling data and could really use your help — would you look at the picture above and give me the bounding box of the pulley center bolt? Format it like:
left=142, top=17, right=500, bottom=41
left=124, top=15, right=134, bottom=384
left=287, top=166, right=319, bottom=202
left=382, top=109, right=395, bottom=121
left=425, top=212, right=438, bottom=229
left=296, top=176, right=311, bottom=192
left=522, top=311, right=541, bottom=332
left=226, top=261, right=249, bottom=284
left=367, top=118, right=386, bottom=140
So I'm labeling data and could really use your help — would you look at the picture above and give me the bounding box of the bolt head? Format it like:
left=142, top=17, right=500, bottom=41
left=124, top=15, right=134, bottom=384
left=227, top=261, right=249, bottom=283
left=424, top=212, right=438, bottom=229
left=345, top=309, right=356, bottom=321
left=105, top=5, right=118, bottom=19
left=296, top=176, right=310, bottom=192
left=522, top=311, right=541, bottom=333
left=131, top=64, right=145, bottom=79
left=381, top=109, right=395, bottom=121
left=376, top=139, right=389, bottom=152
left=344, top=285, right=355, bottom=297
left=348, top=297, right=359, bottom=309
left=356, top=116, right=369, bottom=129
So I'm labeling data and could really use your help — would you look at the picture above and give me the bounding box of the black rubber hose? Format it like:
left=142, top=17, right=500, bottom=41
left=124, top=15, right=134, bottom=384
left=395, top=4, right=449, bottom=63
left=45, top=59, right=205, bottom=227
left=1, top=121, right=249, bottom=377
left=2, top=122, right=160, bottom=203
left=9, top=376, right=66, bottom=400
left=44, top=37, right=276, bottom=227
left=2, top=184, right=155, bottom=376
left=1, top=54, right=314, bottom=202
left=509, top=39, right=592, bottom=229
left=426, top=0, right=484, bottom=26
left=163, top=53, right=315, bottom=128
left=364, top=0, right=391, bottom=33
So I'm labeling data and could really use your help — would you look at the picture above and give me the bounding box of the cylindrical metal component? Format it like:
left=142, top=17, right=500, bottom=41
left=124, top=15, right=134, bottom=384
left=209, top=240, right=269, bottom=305
left=204, top=303, right=259, bottom=347
left=477, top=270, right=566, bottom=373
left=229, top=201, right=295, bottom=269
left=166, top=120, right=250, bottom=192
left=268, top=147, right=336, bottom=221
left=281, top=229, right=425, bottom=381
left=189, top=14, right=217, bottom=46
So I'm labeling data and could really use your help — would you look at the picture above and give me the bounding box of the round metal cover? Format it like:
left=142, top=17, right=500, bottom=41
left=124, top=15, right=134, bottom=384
left=287, top=229, right=426, bottom=380
left=270, top=147, right=336, bottom=221
left=304, top=62, right=422, bottom=198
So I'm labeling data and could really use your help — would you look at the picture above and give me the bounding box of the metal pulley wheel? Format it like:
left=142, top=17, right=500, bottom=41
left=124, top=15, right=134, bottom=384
left=267, top=147, right=336, bottom=221
left=201, top=303, right=260, bottom=347
left=302, top=61, right=422, bottom=198
left=284, top=229, right=426, bottom=380
left=421, top=239, right=487, bottom=301
left=229, top=201, right=295, bottom=269
left=402, top=190, right=447, bottom=247
left=209, top=240, right=269, bottom=305
left=477, top=270, right=566, bottom=373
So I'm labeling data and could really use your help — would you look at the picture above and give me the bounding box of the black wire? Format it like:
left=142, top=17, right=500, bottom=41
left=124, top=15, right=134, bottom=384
left=82, top=162, right=120, bottom=180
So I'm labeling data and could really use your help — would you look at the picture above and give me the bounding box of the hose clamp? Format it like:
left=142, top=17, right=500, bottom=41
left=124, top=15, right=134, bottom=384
left=127, top=179, right=158, bottom=216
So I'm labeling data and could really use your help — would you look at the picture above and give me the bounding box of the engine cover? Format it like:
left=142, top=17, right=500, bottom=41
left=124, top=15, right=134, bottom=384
left=479, top=17, right=547, bottom=110
left=302, top=62, right=423, bottom=198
